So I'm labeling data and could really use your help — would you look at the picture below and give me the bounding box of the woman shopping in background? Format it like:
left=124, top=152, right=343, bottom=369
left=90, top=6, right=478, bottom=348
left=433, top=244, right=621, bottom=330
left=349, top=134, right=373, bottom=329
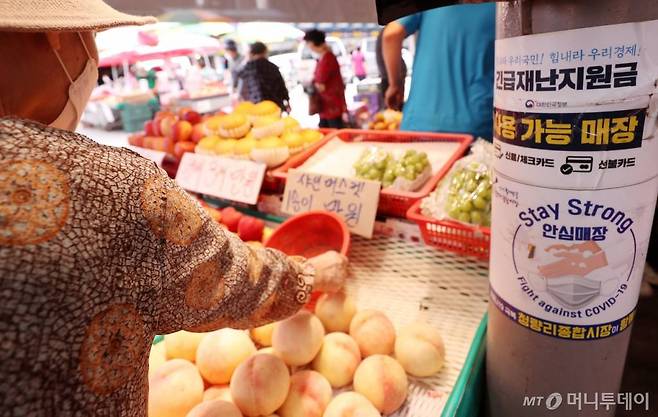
left=0, top=1, right=345, bottom=415
left=304, top=29, right=347, bottom=128
left=351, top=46, right=367, bottom=81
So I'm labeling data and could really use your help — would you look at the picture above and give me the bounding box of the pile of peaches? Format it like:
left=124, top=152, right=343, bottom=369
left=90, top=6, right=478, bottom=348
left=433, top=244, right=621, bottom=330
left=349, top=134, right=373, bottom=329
left=128, top=108, right=219, bottom=160
left=148, top=292, right=446, bottom=417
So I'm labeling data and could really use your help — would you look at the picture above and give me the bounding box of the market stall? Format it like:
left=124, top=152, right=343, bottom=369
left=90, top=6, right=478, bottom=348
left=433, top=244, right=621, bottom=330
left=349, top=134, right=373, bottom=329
left=83, top=23, right=229, bottom=131
left=115, top=86, right=497, bottom=417
left=5, top=0, right=653, bottom=416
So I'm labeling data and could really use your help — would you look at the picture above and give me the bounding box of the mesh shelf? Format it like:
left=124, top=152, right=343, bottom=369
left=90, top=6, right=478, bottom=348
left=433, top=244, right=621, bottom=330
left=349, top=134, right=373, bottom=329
left=344, top=235, right=489, bottom=416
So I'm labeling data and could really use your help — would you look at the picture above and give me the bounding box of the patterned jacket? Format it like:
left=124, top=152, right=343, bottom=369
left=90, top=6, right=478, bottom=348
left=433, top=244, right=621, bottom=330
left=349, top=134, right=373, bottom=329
left=0, top=118, right=311, bottom=416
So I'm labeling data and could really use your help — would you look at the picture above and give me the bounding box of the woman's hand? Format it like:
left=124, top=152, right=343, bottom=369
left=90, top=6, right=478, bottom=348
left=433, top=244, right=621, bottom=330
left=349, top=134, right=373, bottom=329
left=314, top=82, right=326, bottom=93
left=307, top=251, right=348, bottom=293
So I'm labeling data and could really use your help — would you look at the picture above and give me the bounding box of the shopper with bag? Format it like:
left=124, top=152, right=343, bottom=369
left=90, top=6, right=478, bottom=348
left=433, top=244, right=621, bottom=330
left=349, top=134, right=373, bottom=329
left=304, top=29, right=347, bottom=128
left=0, top=1, right=346, bottom=415
left=237, top=41, right=291, bottom=111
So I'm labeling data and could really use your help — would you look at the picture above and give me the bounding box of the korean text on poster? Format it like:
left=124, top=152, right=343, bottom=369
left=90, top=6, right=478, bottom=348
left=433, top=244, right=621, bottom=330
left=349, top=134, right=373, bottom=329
left=282, top=169, right=381, bottom=238
left=175, top=153, right=266, bottom=205
left=126, top=146, right=166, bottom=167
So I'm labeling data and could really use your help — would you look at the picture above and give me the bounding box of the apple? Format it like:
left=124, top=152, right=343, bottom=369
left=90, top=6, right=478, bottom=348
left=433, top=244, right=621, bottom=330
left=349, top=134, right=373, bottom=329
left=162, top=136, right=176, bottom=154
left=174, top=141, right=196, bottom=160
left=182, top=110, right=202, bottom=125
left=144, top=120, right=157, bottom=136
left=149, top=137, right=166, bottom=152
left=142, top=136, right=156, bottom=149
left=221, top=207, right=243, bottom=233
left=237, top=216, right=265, bottom=242
left=155, top=110, right=175, bottom=119
left=190, top=123, right=206, bottom=143
left=171, top=120, right=193, bottom=142
left=128, top=133, right=145, bottom=147
left=159, top=116, right=177, bottom=139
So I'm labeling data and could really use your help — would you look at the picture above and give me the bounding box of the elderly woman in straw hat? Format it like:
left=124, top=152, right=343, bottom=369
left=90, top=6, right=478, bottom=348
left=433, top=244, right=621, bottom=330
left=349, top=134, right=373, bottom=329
left=0, top=1, right=346, bottom=415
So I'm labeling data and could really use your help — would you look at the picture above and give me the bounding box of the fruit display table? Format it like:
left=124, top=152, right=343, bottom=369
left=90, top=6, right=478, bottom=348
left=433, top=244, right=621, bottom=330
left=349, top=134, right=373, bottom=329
left=150, top=229, right=489, bottom=417
left=344, top=235, right=489, bottom=415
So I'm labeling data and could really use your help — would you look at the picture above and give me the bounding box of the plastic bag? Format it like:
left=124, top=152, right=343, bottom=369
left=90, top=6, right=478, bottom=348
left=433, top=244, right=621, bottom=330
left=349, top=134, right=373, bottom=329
left=421, top=139, right=494, bottom=226
left=353, top=147, right=393, bottom=181
left=354, top=147, right=432, bottom=191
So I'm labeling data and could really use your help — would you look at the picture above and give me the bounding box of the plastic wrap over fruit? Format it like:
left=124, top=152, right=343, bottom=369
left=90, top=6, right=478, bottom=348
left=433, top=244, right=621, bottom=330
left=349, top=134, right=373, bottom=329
left=354, top=147, right=432, bottom=191
left=421, top=139, right=493, bottom=226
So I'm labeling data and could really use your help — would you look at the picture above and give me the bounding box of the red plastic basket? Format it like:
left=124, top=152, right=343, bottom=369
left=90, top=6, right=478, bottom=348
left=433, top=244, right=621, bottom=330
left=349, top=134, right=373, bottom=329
left=272, top=129, right=472, bottom=218
left=261, top=128, right=336, bottom=193
left=407, top=198, right=491, bottom=260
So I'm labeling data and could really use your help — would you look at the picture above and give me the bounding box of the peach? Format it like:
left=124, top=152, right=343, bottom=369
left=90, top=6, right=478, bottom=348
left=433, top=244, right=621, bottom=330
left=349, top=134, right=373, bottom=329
left=148, top=341, right=167, bottom=378
left=172, top=120, right=193, bottom=142
left=322, top=392, right=380, bottom=417
left=255, top=346, right=283, bottom=358
left=128, top=133, right=145, bottom=147
left=191, top=123, right=206, bottom=143
left=174, top=141, right=196, bottom=160
left=186, top=400, right=242, bottom=417
left=160, top=116, right=177, bottom=139
left=196, top=329, right=256, bottom=384
left=349, top=310, right=395, bottom=357
left=202, top=385, right=233, bottom=403
left=395, top=322, right=445, bottom=377
left=250, top=322, right=275, bottom=346
left=272, top=311, right=325, bottom=366
left=164, top=331, right=206, bottom=363
left=230, top=354, right=291, bottom=417
left=353, top=354, right=408, bottom=414
left=148, top=359, right=204, bottom=417
left=314, top=292, right=356, bottom=333
left=311, top=332, right=360, bottom=388
left=278, top=370, right=331, bottom=417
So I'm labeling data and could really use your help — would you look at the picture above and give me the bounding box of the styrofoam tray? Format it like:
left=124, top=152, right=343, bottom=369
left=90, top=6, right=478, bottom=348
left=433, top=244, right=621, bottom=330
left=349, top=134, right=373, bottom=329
left=296, top=137, right=462, bottom=179
left=342, top=235, right=489, bottom=416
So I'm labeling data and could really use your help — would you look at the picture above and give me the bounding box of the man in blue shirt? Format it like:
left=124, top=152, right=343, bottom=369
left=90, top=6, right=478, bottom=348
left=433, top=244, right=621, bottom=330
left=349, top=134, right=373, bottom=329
left=382, top=3, right=496, bottom=139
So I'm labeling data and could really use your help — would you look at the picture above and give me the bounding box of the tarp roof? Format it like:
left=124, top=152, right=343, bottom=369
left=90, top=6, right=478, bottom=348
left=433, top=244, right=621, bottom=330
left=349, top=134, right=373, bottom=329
left=105, top=0, right=379, bottom=23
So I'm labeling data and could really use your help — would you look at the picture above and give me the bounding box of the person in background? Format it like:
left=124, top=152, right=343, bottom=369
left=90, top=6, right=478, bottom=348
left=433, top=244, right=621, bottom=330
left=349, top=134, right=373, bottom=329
left=382, top=3, right=495, bottom=139
left=304, top=29, right=347, bottom=129
left=223, top=38, right=244, bottom=95
left=351, top=46, right=367, bottom=81
left=375, top=28, right=407, bottom=110
left=237, top=41, right=290, bottom=111
left=0, top=1, right=346, bottom=414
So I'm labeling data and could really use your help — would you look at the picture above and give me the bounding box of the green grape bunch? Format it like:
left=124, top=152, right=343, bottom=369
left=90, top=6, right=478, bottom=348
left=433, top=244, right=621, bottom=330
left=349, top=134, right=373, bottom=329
left=445, top=162, right=492, bottom=226
left=354, top=147, right=431, bottom=189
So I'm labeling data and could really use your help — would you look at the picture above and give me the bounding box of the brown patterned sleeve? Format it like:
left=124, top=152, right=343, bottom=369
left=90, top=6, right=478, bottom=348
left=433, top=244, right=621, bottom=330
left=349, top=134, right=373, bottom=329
left=139, top=170, right=313, bottom=336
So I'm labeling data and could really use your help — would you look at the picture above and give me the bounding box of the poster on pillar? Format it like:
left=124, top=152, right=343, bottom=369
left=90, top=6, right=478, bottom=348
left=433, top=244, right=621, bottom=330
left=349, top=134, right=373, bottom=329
left=490, top=19, right=658, bottom=340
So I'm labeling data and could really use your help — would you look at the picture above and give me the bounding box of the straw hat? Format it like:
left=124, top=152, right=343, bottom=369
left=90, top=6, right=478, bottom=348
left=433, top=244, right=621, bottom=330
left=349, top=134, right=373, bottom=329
left=0, top=0, right=156, bottom=32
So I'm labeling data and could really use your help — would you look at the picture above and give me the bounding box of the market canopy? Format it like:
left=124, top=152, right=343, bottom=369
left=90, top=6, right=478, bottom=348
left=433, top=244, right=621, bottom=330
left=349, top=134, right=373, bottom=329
left=97, top=23, right=222, bottom=67
left=105, top=0, right=378, bottom=23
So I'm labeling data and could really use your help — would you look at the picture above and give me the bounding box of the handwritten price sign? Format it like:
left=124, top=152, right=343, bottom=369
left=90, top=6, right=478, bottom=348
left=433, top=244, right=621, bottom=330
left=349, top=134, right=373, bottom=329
left=282, top=169, right=381, bottom=238
left=176, top=153, right=266, bottom=204
left=126, top=146, right=166, bottom=167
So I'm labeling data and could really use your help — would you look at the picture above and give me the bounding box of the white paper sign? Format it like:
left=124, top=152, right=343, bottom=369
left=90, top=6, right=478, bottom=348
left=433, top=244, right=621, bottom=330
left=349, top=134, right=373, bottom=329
left=176, top=153, right=266, bottom=205
left=282, top=169, right=381, bottom=238
left=126, top=146, right=166, bottom=167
